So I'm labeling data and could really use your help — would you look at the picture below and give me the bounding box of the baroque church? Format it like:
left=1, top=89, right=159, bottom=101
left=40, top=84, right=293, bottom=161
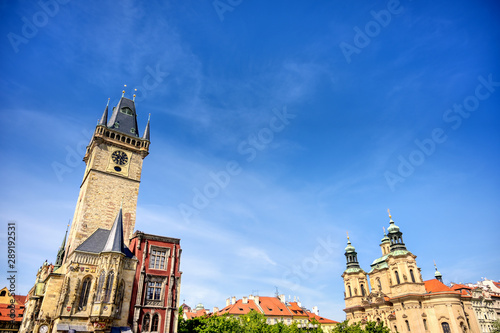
left=342, top=211, right=481, bottom=333
left=20, top=91, right=182, bottom=333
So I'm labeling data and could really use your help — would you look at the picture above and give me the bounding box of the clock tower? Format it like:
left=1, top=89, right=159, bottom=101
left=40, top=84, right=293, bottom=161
left=65, top=92, right=151, bottom=258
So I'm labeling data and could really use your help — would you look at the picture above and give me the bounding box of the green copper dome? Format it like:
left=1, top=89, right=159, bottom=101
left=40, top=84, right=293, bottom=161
left=345, top=239, right=355, bottom=252
left=387, top=219, right=400, bottom=233
left=381, top=229, right=390, bottom=243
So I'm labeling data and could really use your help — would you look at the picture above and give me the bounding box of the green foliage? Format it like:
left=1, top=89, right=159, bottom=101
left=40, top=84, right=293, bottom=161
left=332, top=320, right=390, bottom=333
left=492, top=319, right=500, bottom=333
left=177, top=310, right=324, bottom=333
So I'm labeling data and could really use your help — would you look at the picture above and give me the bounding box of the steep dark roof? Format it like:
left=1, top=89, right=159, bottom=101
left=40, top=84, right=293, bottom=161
left=75, top=228, right=110, bottom=253
left=98, top=99, right=109, bottom=126
left=107, top=97, right=139, bottom=137
left=103, top=208, right=126, bottom=253
left=75, top=221, right=133, bottom=258
left=142, top=115, right=150, bottom=141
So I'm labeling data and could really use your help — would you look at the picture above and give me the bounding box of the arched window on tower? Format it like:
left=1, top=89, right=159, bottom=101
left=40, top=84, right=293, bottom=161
left=151, top=314, right=159, bottom=332
left=78, top=277, right=92, bottom=311
left=348, top=285, right=352, bottom=297
left=104, top=271, right=114, bottom=303
left=395, top=271, right=401, bottom=284
left=361, top=284, right=366, bottom=296
left=405, top=320, right=411, bottom=331
left=377, top=278, right=382, bottom=291
left=114, top=280, right=125, bottom=318
left=423, top=319, right=428, bottom=330
left=143, top=313, right=150, bottom=332
left=410, top=269, right=416, bottom=282
left=441, top=322, right=451, bottom=333
left=96, top=271, right=105, bottom=302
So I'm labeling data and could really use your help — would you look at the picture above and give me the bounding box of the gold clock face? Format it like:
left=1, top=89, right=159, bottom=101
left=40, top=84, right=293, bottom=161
left=39, top=324, right=48, bottom=333
left=111, top=151, right=128, bottom=165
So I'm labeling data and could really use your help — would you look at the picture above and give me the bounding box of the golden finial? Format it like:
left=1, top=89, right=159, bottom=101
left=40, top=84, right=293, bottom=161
left=106, top=98, right=110, bottom=106
left=148, top=113, right=151, bottom=121
left=383, top=226, right=386, bottom=235
left=133, top=88, right=137, bottom=101
left=387, top=208, right=391, bottom=219
left=346, top=231, right=350, bottom=241
left=122, top=84, right=127, bottom=97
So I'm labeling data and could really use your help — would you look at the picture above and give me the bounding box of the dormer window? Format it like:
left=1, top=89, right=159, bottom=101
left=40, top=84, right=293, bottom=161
left=120, top=107, right=134, bottom=116
left=130, top=128, right=136, bottom=134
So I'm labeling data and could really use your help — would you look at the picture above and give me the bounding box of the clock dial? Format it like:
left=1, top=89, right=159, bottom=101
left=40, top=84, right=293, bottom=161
left=111, top=151, right=128, bottom=165
left=39, top=325, right=48, bottom=333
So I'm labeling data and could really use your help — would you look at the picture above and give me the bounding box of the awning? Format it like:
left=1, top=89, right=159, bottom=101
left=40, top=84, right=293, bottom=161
left=111, top=327, right=132, bottom=333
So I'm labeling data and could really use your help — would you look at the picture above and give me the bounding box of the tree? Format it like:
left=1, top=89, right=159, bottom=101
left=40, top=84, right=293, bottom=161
left=332, top=320, right=390, bottom=333
left=178, top=310, right=324, bottom=333
left=492, top=319, right=500, bottom=333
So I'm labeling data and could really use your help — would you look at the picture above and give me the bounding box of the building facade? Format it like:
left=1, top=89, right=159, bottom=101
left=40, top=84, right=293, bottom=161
left=452, top=283, right=500, bottom=333
left=215, top=295, right=338, bottom=332
left=128, top=232, right=182, bottom=333
left=0, top=287, right=26, bottom=333
left=342, top=212, right=481, bottom=333
left=20, top=93, right=180, bottom=333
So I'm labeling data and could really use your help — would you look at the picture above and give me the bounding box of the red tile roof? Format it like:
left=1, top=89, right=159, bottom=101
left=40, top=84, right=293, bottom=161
left=184, top=308, right=208, bottom=319
left=451, top=284, right=471, bottom=290
left=287, top=302, right=308, bottom=317
left=306, top=311, right=339, bottom=324
left=424, top=279, right=457, bottom=293
left=257, top=297, right=293, bottom=317
left=217, top=299, right=261, bottom=316
left=493, top=282, right=500, bottom=289
left=13, top=295, right=27, bottom=305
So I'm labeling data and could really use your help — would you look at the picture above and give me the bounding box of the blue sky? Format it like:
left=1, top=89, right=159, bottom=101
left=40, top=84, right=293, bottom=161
left=1, top=0, right=499, bottom=321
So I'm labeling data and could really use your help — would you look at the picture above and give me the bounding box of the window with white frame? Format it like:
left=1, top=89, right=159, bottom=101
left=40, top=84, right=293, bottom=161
left=149, top=247, right=168, bottom=270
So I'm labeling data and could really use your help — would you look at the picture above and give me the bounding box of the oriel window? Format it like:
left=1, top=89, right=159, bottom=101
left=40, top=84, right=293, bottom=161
left=149, top=249, right=167, bottom=270
left=78, top=277, right=92, bottom=311
left=147, top=282, right=162, bottom=300
left=103, top=271, right=114, bottom=303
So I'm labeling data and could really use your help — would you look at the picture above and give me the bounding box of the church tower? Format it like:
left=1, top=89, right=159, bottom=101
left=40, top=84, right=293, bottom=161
left=341, top=234, right=369, bottom=318
left=65, top=91, right=151, bottom=258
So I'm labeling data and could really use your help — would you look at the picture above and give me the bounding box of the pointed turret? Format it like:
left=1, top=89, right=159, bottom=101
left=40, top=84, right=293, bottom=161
left=386, top=210, right=407, bottom=252
left=98, top=98, right=110, bottom=126
left=142, top=113, right=150, bottom=141
left=54, top=224, right=69, bottom=270
left=103, top=207, right=126, bottom=253
left=107, top=95, right=140, bottom=137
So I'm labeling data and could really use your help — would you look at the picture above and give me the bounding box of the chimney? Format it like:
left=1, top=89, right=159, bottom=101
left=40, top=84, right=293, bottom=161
left=231, top=296, right=236, bottom=305
left=312, top=306, right=319, bottom=315
left=278, top=294, right=285, bottom=303
left=254, top=296, right=260, bottom=304
left=242, top=297, right=248, bottom=304
left=226, top=298, right=230, bottom=306
left=297, top=297, right=301, bottom=308
left=213, top=307, right=219, bottom=313
left=249, top=294, right=254, bottom=300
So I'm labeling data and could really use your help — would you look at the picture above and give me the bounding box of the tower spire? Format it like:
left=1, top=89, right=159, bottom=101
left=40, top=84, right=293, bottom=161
left=102, top=207, right=126, bottom=254
left=54, top=222, right=70, bottom=270
left=142, top=113, right=150, bottom=141
left=98, top=98, right=110, bottom=126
